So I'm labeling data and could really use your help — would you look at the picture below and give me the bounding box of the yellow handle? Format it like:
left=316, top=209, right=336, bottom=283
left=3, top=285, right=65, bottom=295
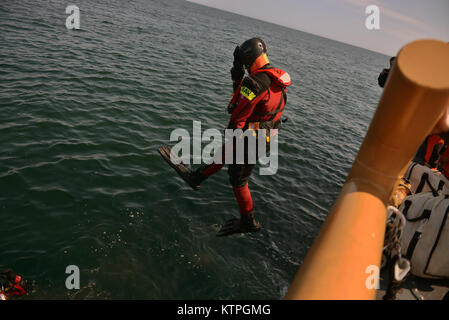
left=285, top=39, right=449, bottom=300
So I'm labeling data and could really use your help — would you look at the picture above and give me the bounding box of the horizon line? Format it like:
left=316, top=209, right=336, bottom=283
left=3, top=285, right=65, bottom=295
left=185, top=0, right=393, bottom=57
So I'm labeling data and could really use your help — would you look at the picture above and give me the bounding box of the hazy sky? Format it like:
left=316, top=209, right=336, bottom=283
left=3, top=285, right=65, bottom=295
left=187, top=0, right=448, bottom=56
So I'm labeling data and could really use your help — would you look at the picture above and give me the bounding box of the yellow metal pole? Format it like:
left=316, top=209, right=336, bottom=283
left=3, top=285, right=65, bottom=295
left=285, top=39, right=449, bottom=300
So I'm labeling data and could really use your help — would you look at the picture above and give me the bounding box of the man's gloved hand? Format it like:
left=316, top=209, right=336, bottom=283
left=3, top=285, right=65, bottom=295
left=227, top=101, right=237, bottom=114
left=231, top=45, right=244, bottom=84
left=232, top=45, right=243, bottom=69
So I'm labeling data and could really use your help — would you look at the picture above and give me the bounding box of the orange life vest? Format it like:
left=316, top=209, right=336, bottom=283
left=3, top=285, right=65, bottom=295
left=247, top=67, right=291, bottom=124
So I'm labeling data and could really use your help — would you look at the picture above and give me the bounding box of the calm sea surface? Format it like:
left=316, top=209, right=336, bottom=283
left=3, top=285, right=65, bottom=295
left=0, top=0, right=389, bottom=299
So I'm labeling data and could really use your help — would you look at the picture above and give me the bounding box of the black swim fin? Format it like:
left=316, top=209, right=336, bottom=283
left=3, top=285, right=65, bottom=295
left=216, top=211, right=261, bottom=237
left=158, top=145, right=202, bottom=190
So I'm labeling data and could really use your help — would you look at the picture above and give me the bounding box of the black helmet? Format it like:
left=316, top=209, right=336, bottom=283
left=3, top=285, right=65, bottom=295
left=238, top=37, right=267, bottom=68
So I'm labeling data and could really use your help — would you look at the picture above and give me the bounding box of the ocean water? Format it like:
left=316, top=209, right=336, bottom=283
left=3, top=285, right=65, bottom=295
left=0, top=0, right=389, bottom=299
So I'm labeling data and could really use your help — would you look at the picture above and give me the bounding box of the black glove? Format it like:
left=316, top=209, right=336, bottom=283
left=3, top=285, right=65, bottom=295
left=231, top=45, right=244, bottom=84
left=227, top=101, right=237, bottom=114
left=232, top=45, right=243, bottom=70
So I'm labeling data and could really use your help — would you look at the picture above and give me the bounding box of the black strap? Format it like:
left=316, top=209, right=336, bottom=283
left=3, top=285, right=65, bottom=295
left=424, top=202, right=449, bottom=277
left=415, top=173, right=427, bottom=193
left=402, top=200, right=412, bottom=218
left=413, top=166, right=444, bottom=196
left=403, top=197, right=432, bottom=222
left=425, top=175, right=441, bottom=197
left=406, top=162, right=418, bottom=181
left=253, top=87, right=286, bottom=119
left=416, top=173, right=429, bottom=194
left=438, top=180, right=445, bottom=192
left=267, top=88, right=286, bottom=121
left=405, top=231, right=422, bottom=260
left=406, top=209, right=432, bottom=222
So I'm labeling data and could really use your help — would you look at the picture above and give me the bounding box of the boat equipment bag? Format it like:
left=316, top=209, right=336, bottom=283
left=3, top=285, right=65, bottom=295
left=403, top=162, right=449, bottom=195
left=399, top=192, right=449, bottom=279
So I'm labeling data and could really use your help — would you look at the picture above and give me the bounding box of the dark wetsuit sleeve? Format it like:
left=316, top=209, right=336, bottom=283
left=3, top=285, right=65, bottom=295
left=232, top=72, right=244, bottom=92
left=413, top=137, right=428, bottom=165
left=428, top=143, right=444, bottom=169
left=426, top=136, right=445, bottom=168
